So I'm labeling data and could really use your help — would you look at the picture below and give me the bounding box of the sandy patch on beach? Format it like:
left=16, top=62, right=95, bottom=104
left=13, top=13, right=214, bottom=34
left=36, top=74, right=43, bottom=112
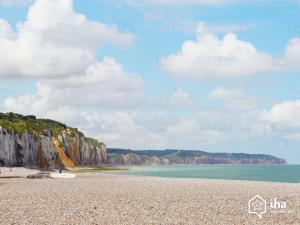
left=0, top=170, right=299, bottom=225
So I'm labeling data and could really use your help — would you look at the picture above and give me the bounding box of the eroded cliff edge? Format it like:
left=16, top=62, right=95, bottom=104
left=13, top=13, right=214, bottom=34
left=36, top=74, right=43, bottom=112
left=0, top=113, right=106, bottom=169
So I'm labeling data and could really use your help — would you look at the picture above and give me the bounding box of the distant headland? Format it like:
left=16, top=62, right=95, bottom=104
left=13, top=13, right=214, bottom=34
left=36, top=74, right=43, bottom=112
left=107, top=148, right=287, bottom=165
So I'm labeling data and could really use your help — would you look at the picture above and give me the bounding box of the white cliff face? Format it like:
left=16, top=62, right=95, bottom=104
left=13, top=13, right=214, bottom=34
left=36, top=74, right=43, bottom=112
left=0, top=127, right=57, bottom=168
left=0, top=126, right=107, bottom=169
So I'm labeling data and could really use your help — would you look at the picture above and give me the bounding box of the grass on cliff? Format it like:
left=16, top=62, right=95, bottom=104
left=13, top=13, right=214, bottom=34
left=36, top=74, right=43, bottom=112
left=0, top=112, right=103, bottom=147
left=0, top=112, right=67, bottom=136
left=86, top=138, right=104, bottom=147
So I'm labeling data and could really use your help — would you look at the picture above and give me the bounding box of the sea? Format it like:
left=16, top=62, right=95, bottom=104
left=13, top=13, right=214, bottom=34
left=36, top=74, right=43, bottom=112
left=116, top=165, right=300, bottom=183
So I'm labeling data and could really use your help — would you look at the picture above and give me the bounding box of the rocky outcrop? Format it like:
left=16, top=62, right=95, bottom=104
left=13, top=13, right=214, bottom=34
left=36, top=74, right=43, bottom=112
left=0, top=113, right=107, bottom=169
left=108, top=149, right=287, bottom=165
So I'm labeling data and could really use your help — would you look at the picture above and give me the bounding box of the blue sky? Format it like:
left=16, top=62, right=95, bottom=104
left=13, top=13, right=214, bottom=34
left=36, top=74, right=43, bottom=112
left=0, top=0, right=300, bottom=163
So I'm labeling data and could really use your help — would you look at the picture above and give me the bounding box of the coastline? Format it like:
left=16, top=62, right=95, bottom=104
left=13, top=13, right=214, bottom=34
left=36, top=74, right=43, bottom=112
left=0, top=168, right=299, bottom=225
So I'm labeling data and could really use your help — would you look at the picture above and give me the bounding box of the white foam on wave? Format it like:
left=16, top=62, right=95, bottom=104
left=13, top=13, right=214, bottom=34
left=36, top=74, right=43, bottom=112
left=50, top=173, right=76, bottom=179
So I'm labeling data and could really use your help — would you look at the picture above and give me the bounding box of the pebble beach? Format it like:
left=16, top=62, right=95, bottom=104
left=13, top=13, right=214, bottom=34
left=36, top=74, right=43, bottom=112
left=0, top=168, right=299, bottom=225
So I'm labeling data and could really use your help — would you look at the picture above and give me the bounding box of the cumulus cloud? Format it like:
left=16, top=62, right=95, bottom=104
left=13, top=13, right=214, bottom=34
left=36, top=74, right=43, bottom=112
left=3, top=57, right=144, bottom=114
left=261, top=100, right=300, bottom=127
left=161, top=29, right=275, bottom=79
left=0, top=0, right=133, bottom=78
left=161, top=23, right=300, bottom=80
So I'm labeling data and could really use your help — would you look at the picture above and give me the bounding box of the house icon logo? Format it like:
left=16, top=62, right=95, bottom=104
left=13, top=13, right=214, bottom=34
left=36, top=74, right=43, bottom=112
left=248, top=195, right=267, bottom=219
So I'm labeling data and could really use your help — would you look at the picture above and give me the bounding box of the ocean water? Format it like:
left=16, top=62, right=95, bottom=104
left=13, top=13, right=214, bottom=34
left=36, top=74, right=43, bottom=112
left=117, top=165, right=300, bottom=183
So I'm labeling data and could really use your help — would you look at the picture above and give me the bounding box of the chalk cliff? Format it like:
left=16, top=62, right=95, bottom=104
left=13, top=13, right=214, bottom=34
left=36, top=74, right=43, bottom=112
left=0, top=113, right=106, bottom=169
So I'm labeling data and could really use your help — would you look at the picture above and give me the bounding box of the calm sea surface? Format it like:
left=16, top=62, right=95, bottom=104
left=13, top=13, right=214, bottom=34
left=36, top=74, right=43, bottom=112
left=116, top=165, right=300, bottom=183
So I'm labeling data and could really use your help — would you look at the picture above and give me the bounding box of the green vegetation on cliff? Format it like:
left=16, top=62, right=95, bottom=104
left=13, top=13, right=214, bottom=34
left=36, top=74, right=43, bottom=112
left=0, top=112, right=66, bottom=136
left=0, top=112, right=103, bottom=147
left=86, top=138, right=104, bottom=148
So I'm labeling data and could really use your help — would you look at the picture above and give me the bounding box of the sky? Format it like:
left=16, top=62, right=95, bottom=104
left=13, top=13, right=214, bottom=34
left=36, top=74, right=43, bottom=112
left=0, top=0, right=300, bottom=163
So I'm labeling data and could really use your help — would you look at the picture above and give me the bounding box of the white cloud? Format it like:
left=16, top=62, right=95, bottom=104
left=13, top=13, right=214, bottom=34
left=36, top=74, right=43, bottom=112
left=80, top=111, right=146, bottom=147
left=161, top=23, right=300, bottom=80
left=0, top=0, right=133, bottom=78
left=209, top=86, right=262, bottom=110
left=161, top=28, right=275, bottom=79
left=3, top=58, right=144, bottom=113
left=261, top=100, right=300, bottom=127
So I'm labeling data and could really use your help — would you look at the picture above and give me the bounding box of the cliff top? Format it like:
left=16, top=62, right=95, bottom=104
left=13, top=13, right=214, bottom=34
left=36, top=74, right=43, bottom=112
left=0, top=112, right=103, bottom=147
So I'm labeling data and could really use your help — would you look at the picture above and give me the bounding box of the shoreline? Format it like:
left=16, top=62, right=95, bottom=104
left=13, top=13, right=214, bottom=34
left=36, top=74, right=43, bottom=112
left=0, top=168, right=299, bottom=224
